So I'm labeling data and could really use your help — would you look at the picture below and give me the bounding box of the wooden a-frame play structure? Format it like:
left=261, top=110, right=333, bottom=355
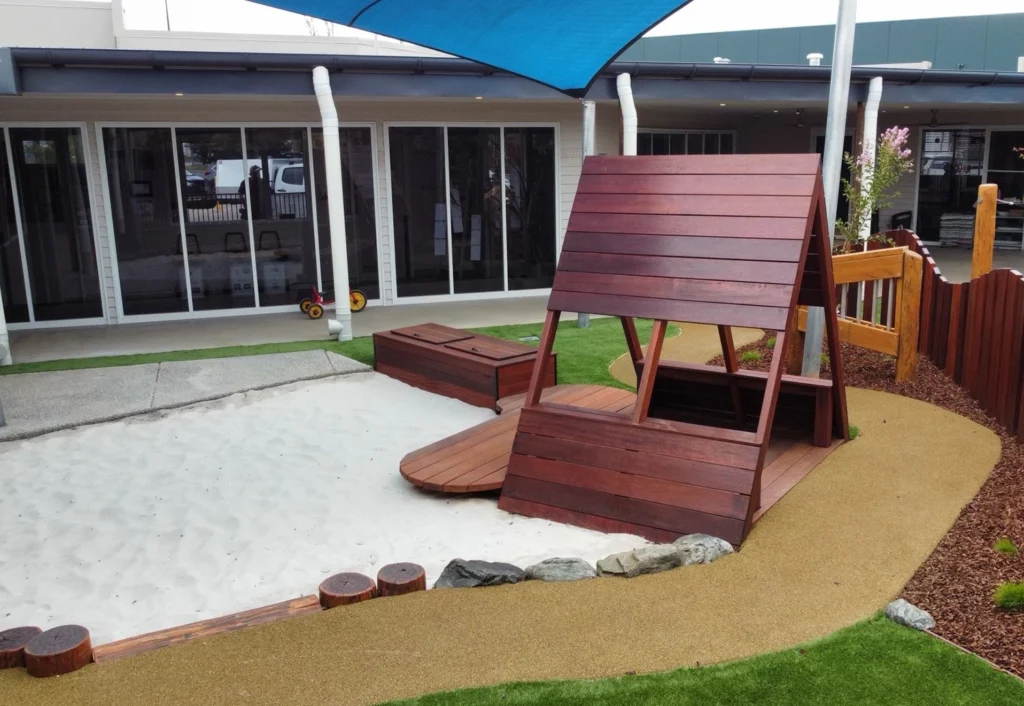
left=498, top=153, right=849, bottom=546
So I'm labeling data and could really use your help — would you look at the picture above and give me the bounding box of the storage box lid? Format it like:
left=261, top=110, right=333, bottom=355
left=391, top=323, right=473, bottom=345
left=445, top=337, right=535, bottom=361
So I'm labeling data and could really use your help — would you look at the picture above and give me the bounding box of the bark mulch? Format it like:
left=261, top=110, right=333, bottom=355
left=713, top=334, right=1024, bottom=678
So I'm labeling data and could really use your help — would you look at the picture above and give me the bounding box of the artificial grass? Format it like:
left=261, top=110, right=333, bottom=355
left=0, top=317, right=668, bottom=387
left=384, top=617, right=1024, bottom=706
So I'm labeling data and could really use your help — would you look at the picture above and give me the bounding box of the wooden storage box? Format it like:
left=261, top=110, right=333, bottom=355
left=373, top=323, right=557, bottom=410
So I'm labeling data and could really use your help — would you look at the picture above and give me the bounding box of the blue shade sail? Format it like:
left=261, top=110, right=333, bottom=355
left=250, top=0, right=695, bottom=95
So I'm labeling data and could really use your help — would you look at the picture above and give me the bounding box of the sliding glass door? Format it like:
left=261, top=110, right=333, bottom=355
left=7, top=127, right=102, bottom=321
left=388, top=124, right=557, bottom=299
left=100, top=124, right=381, bottom=318
left=1, top=131, right=30, bottom=323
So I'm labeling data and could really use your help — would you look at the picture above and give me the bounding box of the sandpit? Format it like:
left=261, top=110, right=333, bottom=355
left=0, top=372, right=648, bottom=644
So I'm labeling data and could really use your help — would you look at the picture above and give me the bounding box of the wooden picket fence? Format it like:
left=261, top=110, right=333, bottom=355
left=796, top=245, right=922, bottom=382
left=885, top=228, right=1024, bottom=436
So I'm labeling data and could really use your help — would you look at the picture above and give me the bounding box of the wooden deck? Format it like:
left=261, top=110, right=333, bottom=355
left=400, top=385, right=636, bottom=493
left=401, top=383, right=841, bottom=529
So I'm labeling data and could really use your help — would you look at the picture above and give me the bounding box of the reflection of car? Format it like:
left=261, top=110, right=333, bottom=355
left=185, top=173, right=218, bottom=209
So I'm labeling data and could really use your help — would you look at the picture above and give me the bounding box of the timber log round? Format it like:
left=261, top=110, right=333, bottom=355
left=24, top=625, right=92, bottom=678
left=0, top=626, right=42, bottom=669
left=377, top=563, right=426, bottom=597
left=319, top=572, right=377, bottom=608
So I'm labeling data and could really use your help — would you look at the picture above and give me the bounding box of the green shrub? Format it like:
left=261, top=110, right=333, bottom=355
left=848, top=425, right=861, bottom=441
left=994, top=538, right=1020, bottom=556
left=821, top=353, right=831, bottom=365
left=740, top=350, right=762, bottom=363
left=993, top=582, right=1024, bottom=610
left=766, top=337, right=776, bottom=349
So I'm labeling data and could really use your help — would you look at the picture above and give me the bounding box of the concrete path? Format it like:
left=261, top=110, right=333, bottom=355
left=0, top=350, right=369, bottom=441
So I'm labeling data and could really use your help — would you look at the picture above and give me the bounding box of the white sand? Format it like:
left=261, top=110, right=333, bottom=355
left=0, top=372, right=648, bottom=644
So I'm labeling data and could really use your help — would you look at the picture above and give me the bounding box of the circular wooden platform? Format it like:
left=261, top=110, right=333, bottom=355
left=400, top=385, right=637, bottom=494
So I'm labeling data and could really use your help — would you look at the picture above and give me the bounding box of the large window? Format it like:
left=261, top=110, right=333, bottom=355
left=8, top=127, right=102, bottom=321
left=389, top=126, right=449, bottom=297
left=986, top=130, right=1024, bottom=250
left=312, top=127, right=379, bottom=300
left=637, top=130, right=735, bottom=156
left=505, top=127, right=557, bottom=290
left=103, top=127, right=188, bottom=315
left=244, top=127, right=317, bottom=307
left=388, top=124, right=558, bottom=298
left=1, top=131, right=29, bottom=323
left=916, top=129, right=986, bottom=245
left=175, top=128, right=255, bottom=311
left=100, top=124, right=380, bottom=318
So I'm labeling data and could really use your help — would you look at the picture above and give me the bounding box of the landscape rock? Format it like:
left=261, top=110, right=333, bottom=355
left=632, top=544, right=683, bottom=576
left=885, top=599, right=936, bottom=630
left=525, top=557, right=597, bottom=582
left=596, top=551, right=637, bottom=577
left=673, top=534, right=735, bottom=565
left=598, top=545, right=681, bottom=578
left=433, top=559, right=525, bottom=588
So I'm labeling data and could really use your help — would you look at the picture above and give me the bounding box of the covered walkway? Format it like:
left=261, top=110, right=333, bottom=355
left=5, top=296, right=551, bottom=364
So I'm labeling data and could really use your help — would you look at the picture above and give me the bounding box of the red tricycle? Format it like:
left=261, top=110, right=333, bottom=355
left=299, top=286, right=367, bottom=319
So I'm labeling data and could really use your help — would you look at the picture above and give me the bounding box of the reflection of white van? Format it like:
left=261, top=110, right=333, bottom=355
left=213, top=158, right=304, bottom=195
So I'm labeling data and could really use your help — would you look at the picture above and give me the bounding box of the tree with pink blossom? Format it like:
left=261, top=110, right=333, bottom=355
left=834, top=126, right=915, bottom=253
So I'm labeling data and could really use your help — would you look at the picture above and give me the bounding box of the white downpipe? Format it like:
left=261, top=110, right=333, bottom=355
left=802, top=0, right=857, bottom=377
left=312, top=66, right=352, bottom=342
left=858, top=77, right=884, bottom=248
left=616, top=73, right=637, bottom=157
left=577, top=100, right=597, bottom=329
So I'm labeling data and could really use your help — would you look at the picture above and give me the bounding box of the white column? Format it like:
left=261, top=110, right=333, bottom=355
left=858, top=77, right=884, bottom=248
left=577, top=99, right=597, bottom=329
left=0, top=292, right=11, bottom=366
left=802, top=0, right=857, bottom=377
left=312, top=66, right=353, bottom=341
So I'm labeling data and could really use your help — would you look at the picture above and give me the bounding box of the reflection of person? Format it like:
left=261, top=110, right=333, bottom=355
left=238, top=164, right=264, bottom=220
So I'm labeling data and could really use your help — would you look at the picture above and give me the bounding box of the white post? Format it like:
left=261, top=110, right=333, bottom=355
left=858, top=77, right=883, bottom=248
left=617, top=73, right=637, bottom=157
left=802, top=0, right=857, bottom=377
left=312, top=66, right=352, bottom=342
left=0, top=294, right=10, bottom=366
left=577, top=99, right=596, bottom=329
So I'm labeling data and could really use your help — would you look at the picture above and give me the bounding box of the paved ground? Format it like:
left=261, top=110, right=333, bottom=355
left=0, top=350, right=369, bottom=441
left=7, top=296, right=552, bottom=364
left=929, top=246, right=1024, bottom=283
left=0, top=388, right=999, bottom=706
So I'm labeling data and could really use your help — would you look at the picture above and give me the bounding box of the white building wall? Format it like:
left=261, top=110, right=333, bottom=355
left=0, top=0, right=116, bottom=49
left=0, top=95, right=606, bottom=319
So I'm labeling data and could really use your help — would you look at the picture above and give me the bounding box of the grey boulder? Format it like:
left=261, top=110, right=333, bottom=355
left=525, top=557, right=597, bottom=582
left=673, top=534, right=734, bottom=565
left=884, top=599, right=936, bottom=630
left=433, top=559, right=525, bottom=588
left=598, top=544, right=681, bottom=578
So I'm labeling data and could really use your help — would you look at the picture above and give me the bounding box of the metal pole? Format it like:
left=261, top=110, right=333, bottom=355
left=577, top=99, right=596, bottom=329
left=802, top=0, right=857, bottom=376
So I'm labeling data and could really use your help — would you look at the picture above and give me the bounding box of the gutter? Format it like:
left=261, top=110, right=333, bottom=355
left=9, top=48, right=1024, bottom=88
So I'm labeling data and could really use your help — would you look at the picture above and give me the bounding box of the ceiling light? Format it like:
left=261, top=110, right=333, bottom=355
left=719, top=103, right=726, bottom=107
left=903, top=105, right=910, bottom=109
left=773, top=109, right=779, bottom=113
left=174, top=92, right=184, bottom=96
left=474, top=96, right=483, bottom=100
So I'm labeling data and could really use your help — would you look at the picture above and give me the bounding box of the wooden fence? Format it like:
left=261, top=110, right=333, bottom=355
left=885, top=228, right=1024, bottom=437
left=796, top=246, right=922, bottom=382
